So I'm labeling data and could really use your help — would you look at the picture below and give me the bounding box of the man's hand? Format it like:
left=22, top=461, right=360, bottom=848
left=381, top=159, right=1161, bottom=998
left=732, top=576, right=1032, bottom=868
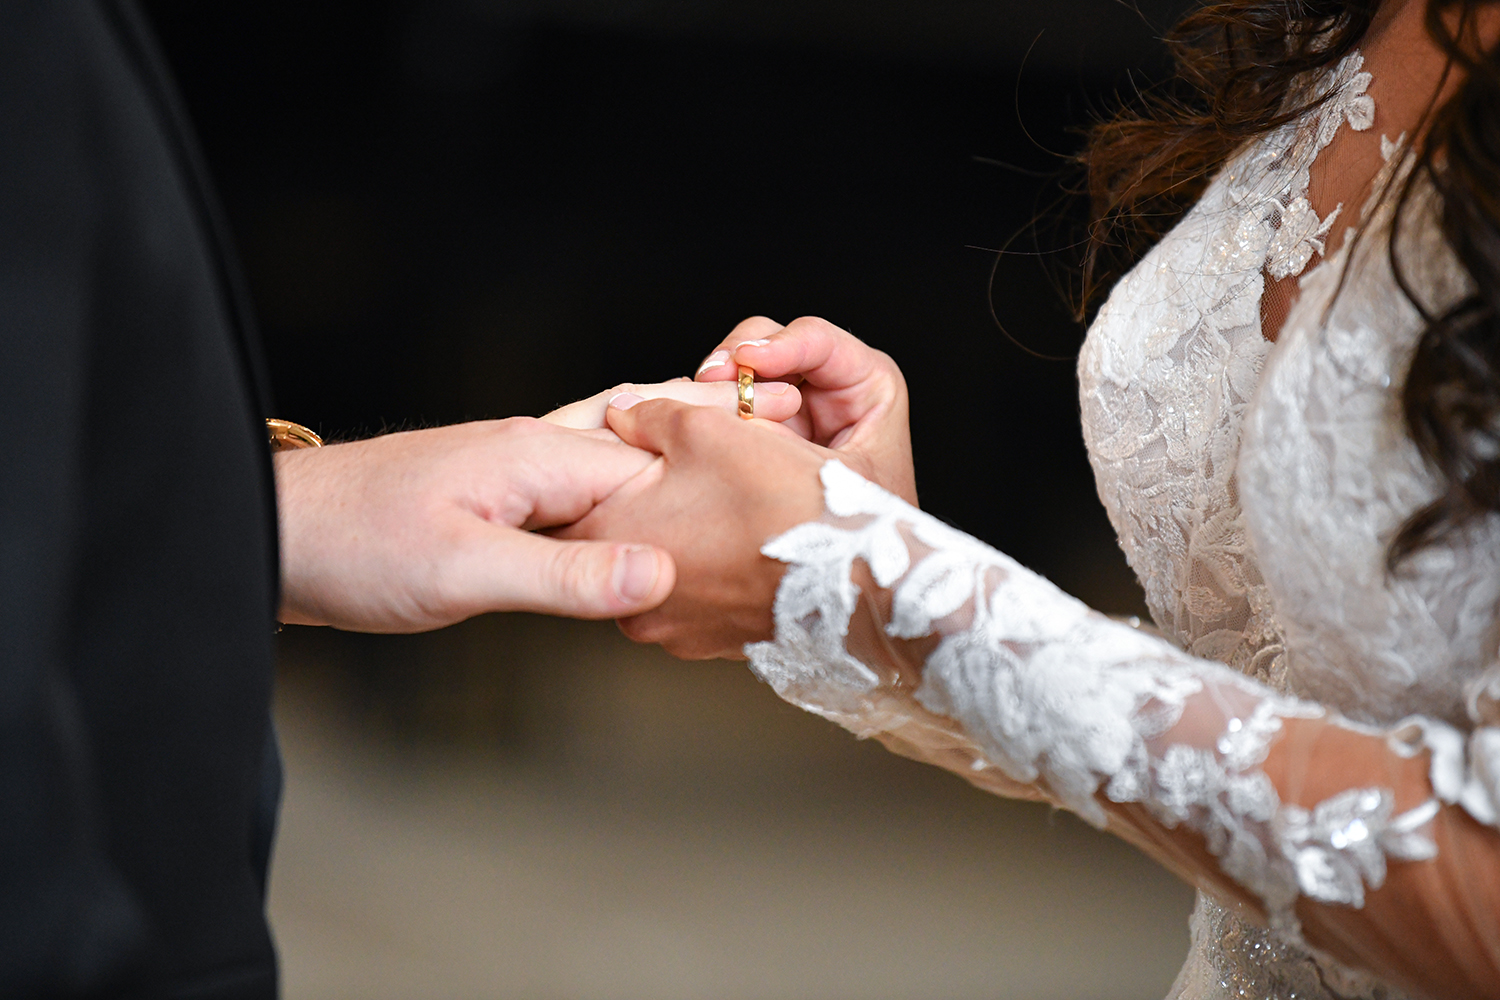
left=275, top=418, right=675, bottom=632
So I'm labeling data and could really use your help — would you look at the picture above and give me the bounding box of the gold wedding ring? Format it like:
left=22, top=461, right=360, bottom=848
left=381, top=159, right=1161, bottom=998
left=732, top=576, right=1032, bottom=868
left=266, top=418, right=324, bottom=452
left=737, top=365, right=755, bottom=419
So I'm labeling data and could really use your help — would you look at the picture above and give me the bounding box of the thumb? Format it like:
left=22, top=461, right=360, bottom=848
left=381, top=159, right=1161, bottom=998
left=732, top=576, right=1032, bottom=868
left=604, top=395, right=694, bottom=454
left=454, top=527, right=677, bottom=619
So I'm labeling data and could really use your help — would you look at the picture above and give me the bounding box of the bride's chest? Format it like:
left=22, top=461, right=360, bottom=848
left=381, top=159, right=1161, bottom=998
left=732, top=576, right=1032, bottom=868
left=1078, top=172, right=1500, bottom=726
left=1238, top=234, right=1500, bottom=725
left=1076, top=168, right=1284, bottom=678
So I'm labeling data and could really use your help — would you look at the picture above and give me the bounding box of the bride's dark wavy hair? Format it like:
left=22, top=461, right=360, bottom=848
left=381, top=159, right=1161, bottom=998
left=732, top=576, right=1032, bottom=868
left=1081, top=0, right=1500, bottom=566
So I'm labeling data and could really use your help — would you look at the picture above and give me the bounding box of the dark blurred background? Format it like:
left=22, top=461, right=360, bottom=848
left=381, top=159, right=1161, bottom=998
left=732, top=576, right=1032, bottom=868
left=141, top=2, right=1195, bottom=997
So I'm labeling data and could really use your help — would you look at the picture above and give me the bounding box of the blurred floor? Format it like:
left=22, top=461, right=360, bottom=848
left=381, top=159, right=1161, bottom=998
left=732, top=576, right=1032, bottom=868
left=268, top=619, right=1194, bottom=1000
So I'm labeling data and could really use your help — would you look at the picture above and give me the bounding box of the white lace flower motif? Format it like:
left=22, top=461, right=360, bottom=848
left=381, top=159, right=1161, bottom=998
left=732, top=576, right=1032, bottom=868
left=1266, top=197, right=1342, bottom=280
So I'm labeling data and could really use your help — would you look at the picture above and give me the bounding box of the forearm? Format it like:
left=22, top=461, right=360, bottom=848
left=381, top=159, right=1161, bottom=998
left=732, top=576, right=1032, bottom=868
left=748, top=459, right=1500, bottom=996
left=1093, top=703, right=1498, bottom=995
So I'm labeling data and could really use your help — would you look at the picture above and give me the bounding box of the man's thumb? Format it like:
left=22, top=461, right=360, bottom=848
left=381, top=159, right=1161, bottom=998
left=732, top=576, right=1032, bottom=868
left=500, top=533, right=675, bottom=619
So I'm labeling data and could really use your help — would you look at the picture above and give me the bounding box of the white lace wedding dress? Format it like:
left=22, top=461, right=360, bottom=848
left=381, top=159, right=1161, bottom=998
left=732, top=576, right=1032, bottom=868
left=742, top=53, right=1500, bottom=998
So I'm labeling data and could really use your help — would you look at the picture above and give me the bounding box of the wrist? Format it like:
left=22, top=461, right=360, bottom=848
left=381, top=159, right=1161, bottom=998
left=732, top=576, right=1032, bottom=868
left=273, top=445, right=335, bottom=626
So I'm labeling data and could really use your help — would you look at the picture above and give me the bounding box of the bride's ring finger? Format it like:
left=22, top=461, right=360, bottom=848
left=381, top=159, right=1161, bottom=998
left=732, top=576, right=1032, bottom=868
left=540, top=379, right=800, bottom=430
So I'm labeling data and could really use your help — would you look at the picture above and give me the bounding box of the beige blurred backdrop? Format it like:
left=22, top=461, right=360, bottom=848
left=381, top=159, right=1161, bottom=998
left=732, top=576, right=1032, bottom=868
left=268, top=614, right=1194, bottom=1000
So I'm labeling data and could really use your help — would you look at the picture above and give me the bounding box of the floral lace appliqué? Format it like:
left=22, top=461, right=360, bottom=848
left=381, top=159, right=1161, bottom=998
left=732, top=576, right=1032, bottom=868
left=1076, top=52, right=1372, bottom=692
left=746, top=461, right=1440, bottom=943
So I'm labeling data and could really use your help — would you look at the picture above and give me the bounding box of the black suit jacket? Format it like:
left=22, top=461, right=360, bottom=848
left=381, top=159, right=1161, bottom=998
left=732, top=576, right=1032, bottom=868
left=0, top=2, right=281, bottom=996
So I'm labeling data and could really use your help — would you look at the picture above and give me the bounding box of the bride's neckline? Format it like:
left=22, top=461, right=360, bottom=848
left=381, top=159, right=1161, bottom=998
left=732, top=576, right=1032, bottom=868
left=1260, top=51, right=1377, bottom=345
left=1261, top=2, right=1500, bottom=342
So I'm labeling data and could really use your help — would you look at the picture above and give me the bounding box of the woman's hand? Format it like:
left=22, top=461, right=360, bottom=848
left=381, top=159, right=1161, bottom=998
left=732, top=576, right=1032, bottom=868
left=694, top=316, right=915, bottom=503
left=542, top=375, right=800, bottom=430
left=558, top=396, right=839, bottom=660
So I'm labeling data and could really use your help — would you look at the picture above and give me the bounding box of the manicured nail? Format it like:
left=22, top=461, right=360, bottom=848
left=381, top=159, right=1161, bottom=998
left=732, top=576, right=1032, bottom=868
left=608, top=392, right=644, bottom=410
left=697, top=351, right=729, bottom=375
left=759, top=381, right=791, bottom=395
left=614, top=546, right=659, bottom=603
left=736, top=339, right=771, bottom=351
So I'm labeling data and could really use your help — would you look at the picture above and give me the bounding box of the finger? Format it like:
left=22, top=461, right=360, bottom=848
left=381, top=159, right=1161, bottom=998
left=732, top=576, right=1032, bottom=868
left=541, top=379, right=801, bottom=430
left=452, top=527, right=677, bottom=619
left=617, top=611, right=745, bottom=661
left=646, top=379, right=803, bottom=421
left=694, top=316, right=786, bottom=381
left=603, top=396, right=710, bottom=455
left=489, top=422, right=659, bottom=529
left=540, top=392, right=614, bottom=429
left=517, top=441, right=659, bottom=530
left=747, top=416, right=811, bottom=444
left=602, top=394, right=800, bottom=457
left=732, top=315, right=888, bottom=390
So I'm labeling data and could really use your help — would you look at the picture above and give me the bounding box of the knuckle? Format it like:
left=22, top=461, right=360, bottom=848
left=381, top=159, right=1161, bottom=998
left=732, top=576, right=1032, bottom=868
left=664, top=404, right=698, bottom=437
left=488, top=416, right=548, bottom=463
left=666, top=635, right=719, bottom=661
left=873, top=349, right=907, bottom=385
left=415, top=557, right=467, bottom=623
left=617, top=612, right=666, bottom=644
left=679, top=405, right=722, bottom=441
left=548, top=544, right=606, bottom=607
left=732, top=315, right=779, bottom=337
left=791, top=315, right=842, bottom=340
left=498, top=415, right=543, bottom=437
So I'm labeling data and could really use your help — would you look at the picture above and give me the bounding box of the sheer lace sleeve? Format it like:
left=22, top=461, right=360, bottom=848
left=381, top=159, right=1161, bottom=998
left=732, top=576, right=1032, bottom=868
left=746, top=460, right=1500, bottom=991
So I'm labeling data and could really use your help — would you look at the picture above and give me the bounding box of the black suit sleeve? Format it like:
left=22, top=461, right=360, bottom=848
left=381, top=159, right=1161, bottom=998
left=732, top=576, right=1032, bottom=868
left=0, top=4, right=151, bottom=992
left=0, top=4, right=280, bottom=997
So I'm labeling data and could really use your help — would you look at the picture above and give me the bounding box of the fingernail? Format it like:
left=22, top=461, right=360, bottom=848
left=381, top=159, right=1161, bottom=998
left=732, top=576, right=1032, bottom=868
left=759, top=381, right=791, bottom=395
left=697, top=351, right=729, bottom=375
left=614, top=546, right=659, bottom=603
left=735, top=339, right=771, bottom=352
left=608, top=392, right=644, bottom=410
